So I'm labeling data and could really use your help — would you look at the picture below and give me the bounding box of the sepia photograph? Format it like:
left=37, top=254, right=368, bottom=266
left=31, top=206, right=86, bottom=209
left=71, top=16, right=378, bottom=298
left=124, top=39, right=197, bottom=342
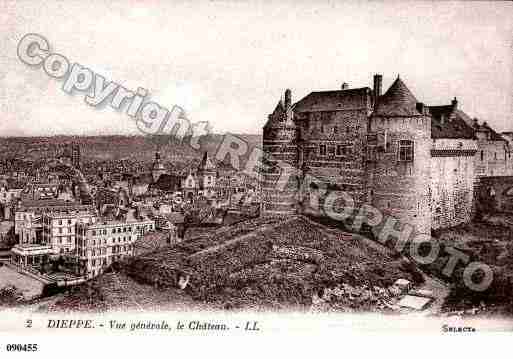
left=0, top=0, right=512, bottom=356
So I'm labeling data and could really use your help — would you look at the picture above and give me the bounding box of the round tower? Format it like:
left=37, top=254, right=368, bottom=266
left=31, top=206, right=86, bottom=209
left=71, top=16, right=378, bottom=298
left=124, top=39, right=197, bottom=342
left=261, top=89, right=300, bottom=216
left=368, top=76, right=432, bottom=234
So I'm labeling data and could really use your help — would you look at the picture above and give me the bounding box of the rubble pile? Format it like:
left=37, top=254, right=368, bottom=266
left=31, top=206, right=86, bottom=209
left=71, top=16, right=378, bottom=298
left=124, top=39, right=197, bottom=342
left=0, top=285, right=23, bottom=307
left=311, top=283, right=395, bottom=312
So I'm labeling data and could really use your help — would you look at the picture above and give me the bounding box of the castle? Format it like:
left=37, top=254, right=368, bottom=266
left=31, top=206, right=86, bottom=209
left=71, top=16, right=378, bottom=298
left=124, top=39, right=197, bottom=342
left=261, top=74, right=513, bottom=234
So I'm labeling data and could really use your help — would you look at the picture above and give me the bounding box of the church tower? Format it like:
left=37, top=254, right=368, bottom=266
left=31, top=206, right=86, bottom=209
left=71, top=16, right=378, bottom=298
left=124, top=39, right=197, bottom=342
left=261, top=89, right=300, bottom=216
left=151, top=148, right=166, bottom=182
left=197, top=151, right=217, bottom=199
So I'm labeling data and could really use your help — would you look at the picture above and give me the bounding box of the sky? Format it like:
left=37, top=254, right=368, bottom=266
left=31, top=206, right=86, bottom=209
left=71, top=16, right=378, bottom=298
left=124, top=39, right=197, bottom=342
left=0, top=0, right=512, bottom=136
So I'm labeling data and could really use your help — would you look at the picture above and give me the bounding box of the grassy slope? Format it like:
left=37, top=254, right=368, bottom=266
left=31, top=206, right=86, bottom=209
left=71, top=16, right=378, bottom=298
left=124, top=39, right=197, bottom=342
left=48, top=216, right=422, bottom=312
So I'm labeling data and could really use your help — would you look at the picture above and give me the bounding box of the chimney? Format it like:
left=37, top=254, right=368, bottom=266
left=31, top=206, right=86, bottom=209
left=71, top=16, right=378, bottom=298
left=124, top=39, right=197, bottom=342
left=341, top=82, right=349, bottom=90
left=373, top=74, right=383, bottom=102
left=284, top=89, right=292, bottom=110
left=451, top=97, right=458, bottom=109
left=473, top=118, right=479, bottom=128
left=284, top=88, right=294, bottom=125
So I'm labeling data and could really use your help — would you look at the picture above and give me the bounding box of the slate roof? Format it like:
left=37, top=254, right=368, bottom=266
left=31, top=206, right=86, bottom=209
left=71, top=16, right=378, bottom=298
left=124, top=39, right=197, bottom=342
left=475, top=122, right=506, bottom=141
left=429, top=105, right=476, bottom=139
left=132, top=172, right=154, bottom=185
left=162, top=212, right=185, bottom=224
left=293, top=87, right=371, bottom=114
left=19, top=199, right=76, bottom=208
left=151, top=174, right=182, bottom=192
left=373, top=77, right=422, bottom=117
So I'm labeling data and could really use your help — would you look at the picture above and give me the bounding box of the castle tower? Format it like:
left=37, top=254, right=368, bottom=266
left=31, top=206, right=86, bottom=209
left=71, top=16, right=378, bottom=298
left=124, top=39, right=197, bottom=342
left=367, top=76, right=432, bottom=234
left=197, top=151, right=217, bottom=198
left=261, top=89, right=299, bottom=216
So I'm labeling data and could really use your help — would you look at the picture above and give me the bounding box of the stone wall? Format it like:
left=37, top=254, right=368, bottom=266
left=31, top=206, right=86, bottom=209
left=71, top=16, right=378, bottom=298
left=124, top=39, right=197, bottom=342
left=430, top=139, right=476, bottom=229
left=367, top=115, right=432, bottom=234
left=475, top=140, right=511, bottom=177
left=261, top=125, right=299, bottom=216
left=296, top=107, right=370, bottom=216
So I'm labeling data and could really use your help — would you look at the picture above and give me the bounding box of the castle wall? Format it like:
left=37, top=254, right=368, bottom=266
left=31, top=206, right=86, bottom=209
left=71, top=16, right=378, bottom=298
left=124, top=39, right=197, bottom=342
left=475, top=139, right=510, bottom=177
left=367, top=116, right=432, bottom=234
left=261, top=125, right=299, bottom=216
left=296, top=106, right=370, bottom=216
left=430, top=139, right=476, bottom=229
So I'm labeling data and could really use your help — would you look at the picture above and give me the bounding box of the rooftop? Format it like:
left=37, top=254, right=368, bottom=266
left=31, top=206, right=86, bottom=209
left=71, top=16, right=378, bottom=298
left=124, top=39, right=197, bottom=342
left=293, top=87, right=371, bottom=114
left=373, top=77, right=422, bottom=117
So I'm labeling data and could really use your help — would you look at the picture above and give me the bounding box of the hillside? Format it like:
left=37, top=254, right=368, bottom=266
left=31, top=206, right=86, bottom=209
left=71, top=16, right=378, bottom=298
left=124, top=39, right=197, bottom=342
left=45, top=216, right=423, bottom=312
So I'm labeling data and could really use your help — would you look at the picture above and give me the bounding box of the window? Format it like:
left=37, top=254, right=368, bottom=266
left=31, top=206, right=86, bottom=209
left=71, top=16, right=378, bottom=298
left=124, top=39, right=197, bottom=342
left=319, top=144, right=327, bottom=156
left=494, top=152, right=497, bottom=160
left=320, top=125, right=325, bottom=133
left=333, top=126, right=338, bottom=134
left=398, top=140, right=414, bottom=162
left=336, top=145, right=352, bottom=156
left=480, top=150, right=484, bottom=161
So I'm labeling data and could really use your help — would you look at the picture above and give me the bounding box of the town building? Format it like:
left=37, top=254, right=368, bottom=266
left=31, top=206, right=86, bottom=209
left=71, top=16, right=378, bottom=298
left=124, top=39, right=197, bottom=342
left=75, top=212, right=154, bottom=278
left=41, top=209, right=96, bottom=255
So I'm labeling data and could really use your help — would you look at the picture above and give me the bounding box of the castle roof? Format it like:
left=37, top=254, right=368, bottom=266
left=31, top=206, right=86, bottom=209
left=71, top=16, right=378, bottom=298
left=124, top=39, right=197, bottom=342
left=264, top=100, right=288, bottom=129
left=429, top=105, right=475, bottom=139
left=374, top=77, right=422, bottom=117
left=293, top=87, right=370, bottom=114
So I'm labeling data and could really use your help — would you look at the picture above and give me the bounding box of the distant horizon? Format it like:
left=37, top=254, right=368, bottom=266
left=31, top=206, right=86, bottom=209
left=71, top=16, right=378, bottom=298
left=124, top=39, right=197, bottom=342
left=0, top=132, right=262, bottom=139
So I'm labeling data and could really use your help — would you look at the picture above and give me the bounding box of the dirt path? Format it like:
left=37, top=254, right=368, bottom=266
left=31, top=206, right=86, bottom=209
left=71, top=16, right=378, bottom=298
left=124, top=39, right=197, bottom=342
left=188, top=216, right=298, bottom=259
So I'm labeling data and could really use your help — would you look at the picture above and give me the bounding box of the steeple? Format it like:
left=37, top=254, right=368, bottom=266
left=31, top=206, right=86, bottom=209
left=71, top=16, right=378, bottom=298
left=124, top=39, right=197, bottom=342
left=198, top=151, right=215, bottom=172
left=151, top=145, right=166, bottom=182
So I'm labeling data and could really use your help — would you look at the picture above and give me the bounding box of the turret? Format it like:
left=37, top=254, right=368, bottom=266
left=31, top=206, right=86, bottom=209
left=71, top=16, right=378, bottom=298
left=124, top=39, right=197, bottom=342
left=261, top=89, right=299, bottom=216
left=367, top=75, right=432, bottom=234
